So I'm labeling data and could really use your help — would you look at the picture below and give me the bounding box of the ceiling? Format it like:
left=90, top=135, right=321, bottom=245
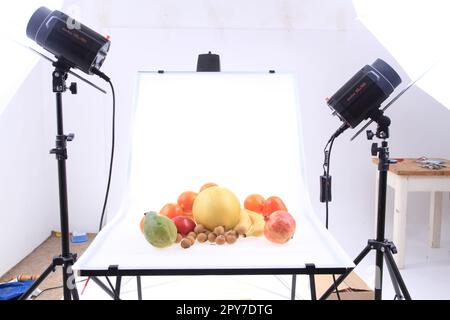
left=62, top=0, right=364, bottom=31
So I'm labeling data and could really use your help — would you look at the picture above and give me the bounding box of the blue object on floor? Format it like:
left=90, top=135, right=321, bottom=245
left=0, top=281, right=34, bottom=300
left=71, top=233, right=88, bottom=244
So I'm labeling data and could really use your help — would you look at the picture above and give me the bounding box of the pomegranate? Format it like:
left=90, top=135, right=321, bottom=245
left=264, top=211, right=296, bottom=244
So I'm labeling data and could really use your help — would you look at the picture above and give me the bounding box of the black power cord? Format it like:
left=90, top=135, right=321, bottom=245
left=33, top=279, right=88, bottom=299
left=322, top=136, right=341, bottom=301
left=321, top=124, right=348, bottom=301
left=322, top=136, right=335, bottom=229
left=98, top=79, right=116, bottom=232
left=322, top=123, right=348, bottom=229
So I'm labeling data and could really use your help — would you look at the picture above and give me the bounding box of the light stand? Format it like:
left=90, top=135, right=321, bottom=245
left=321, top=109, right=411, bottom=300
left=19, top=60, right=80, bottom=300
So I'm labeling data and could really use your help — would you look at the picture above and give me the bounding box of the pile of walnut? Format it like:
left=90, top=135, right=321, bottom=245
left=176, top=225, right=239, bottom=249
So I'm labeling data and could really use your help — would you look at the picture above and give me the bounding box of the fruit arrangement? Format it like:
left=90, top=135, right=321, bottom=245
left=140, top=183, right=297, bottom=249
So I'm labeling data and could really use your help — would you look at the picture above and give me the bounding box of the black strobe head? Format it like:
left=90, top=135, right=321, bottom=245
left=327, top=59, right=402, bottom=128
left=26, top=7, right=110, bottom=75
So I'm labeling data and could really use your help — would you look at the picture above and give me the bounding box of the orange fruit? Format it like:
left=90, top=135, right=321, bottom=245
left=200, top=183, right=218, bottom=193
left=177, top=191, right=198, bottom=214
left=160, top=203, right=184, bottom=219
left=244, top=194, right=266, bottom=214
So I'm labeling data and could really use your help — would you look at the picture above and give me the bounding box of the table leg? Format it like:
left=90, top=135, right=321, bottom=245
left=291, top=275, right=297, bottom=301
left=429, top=192, right=443, bottom=248
left=137, top=276, right=143, bottom=300
left=393, top=177, right=408, bottom=269
left=309, top=274, right=317, bottom=301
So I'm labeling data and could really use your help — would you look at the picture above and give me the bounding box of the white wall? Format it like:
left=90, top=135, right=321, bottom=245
left=0, top=62, right=57, bottom=275
left=1, top=0, right=449, bottom=276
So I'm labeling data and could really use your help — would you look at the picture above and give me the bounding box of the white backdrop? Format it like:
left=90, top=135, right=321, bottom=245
left=128, top=73, right=307, bottom=215
left=74, top=72, right=354, bottom=272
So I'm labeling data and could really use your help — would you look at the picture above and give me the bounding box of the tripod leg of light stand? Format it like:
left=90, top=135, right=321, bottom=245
left=59, top=257, right=80, bottom=301
left=65, top=263, right=80, bottom=300
left=374, top=250, right=384, bottom=300
left=320, top=244, right=372, bottom=300
left=384, top=250, right=403, bottom=299
left=62, top=265, right=71, bottom=300
left=19, top=263, right=56, bottom=300
left=384, top=249, right=411, bottom=300
left=71, top=290, right=79, bottom=300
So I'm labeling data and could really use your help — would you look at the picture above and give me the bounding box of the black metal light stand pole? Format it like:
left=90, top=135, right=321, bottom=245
left=320, top=110, right=411, bottom=300
left=19, top=60, right=80, bottom=300
left=373, top=139, right=390, bottom=299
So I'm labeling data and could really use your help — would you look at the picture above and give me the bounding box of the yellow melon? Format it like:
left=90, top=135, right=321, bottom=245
left=193, top=186, right=241, bottom=231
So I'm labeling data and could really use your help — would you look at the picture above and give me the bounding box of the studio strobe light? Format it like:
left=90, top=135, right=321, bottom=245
left=20, top=7, right=114, bottom=301
left=327, top=59, right=402, bottom=129
left=26, top=7, right=110, bottom=75
left=320, top=59, right=411, bottom=301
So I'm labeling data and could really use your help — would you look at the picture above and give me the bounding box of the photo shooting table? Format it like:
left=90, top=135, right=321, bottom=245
left=73, top=72, right=355, bottom=300
left=373, top=158, right=450, bottom=268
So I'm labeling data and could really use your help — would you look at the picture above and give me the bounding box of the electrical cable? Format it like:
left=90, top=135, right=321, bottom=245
left=33, top=279, right=88, bottom=299
left=98, top=79, right=116, bottom=232
left=322, top=131, right=341, bottom=301
left=323, top=135, right=336, bottom=230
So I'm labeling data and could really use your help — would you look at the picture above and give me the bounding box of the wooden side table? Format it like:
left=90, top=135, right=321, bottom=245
left=373, top=158, right=450, bottom=269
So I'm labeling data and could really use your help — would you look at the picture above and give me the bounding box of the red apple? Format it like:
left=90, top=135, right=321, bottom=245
left=172, top=216, right=196, bottom=236
left=264, top=211, right=296, bottom=244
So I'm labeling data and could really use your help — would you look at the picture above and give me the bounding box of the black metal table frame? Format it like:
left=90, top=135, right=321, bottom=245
left=79, top=265, right=353, bottom=300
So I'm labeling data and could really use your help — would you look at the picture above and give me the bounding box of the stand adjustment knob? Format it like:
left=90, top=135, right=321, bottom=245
left=366, top=130, right=375, bottom=140
left=66, top=134, right=75, bottom=142
left=385, top=241, right=398, bottom=254
left=69, top=83, right=78, bottom=95
left=371, top=143, right=379, bottom=156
